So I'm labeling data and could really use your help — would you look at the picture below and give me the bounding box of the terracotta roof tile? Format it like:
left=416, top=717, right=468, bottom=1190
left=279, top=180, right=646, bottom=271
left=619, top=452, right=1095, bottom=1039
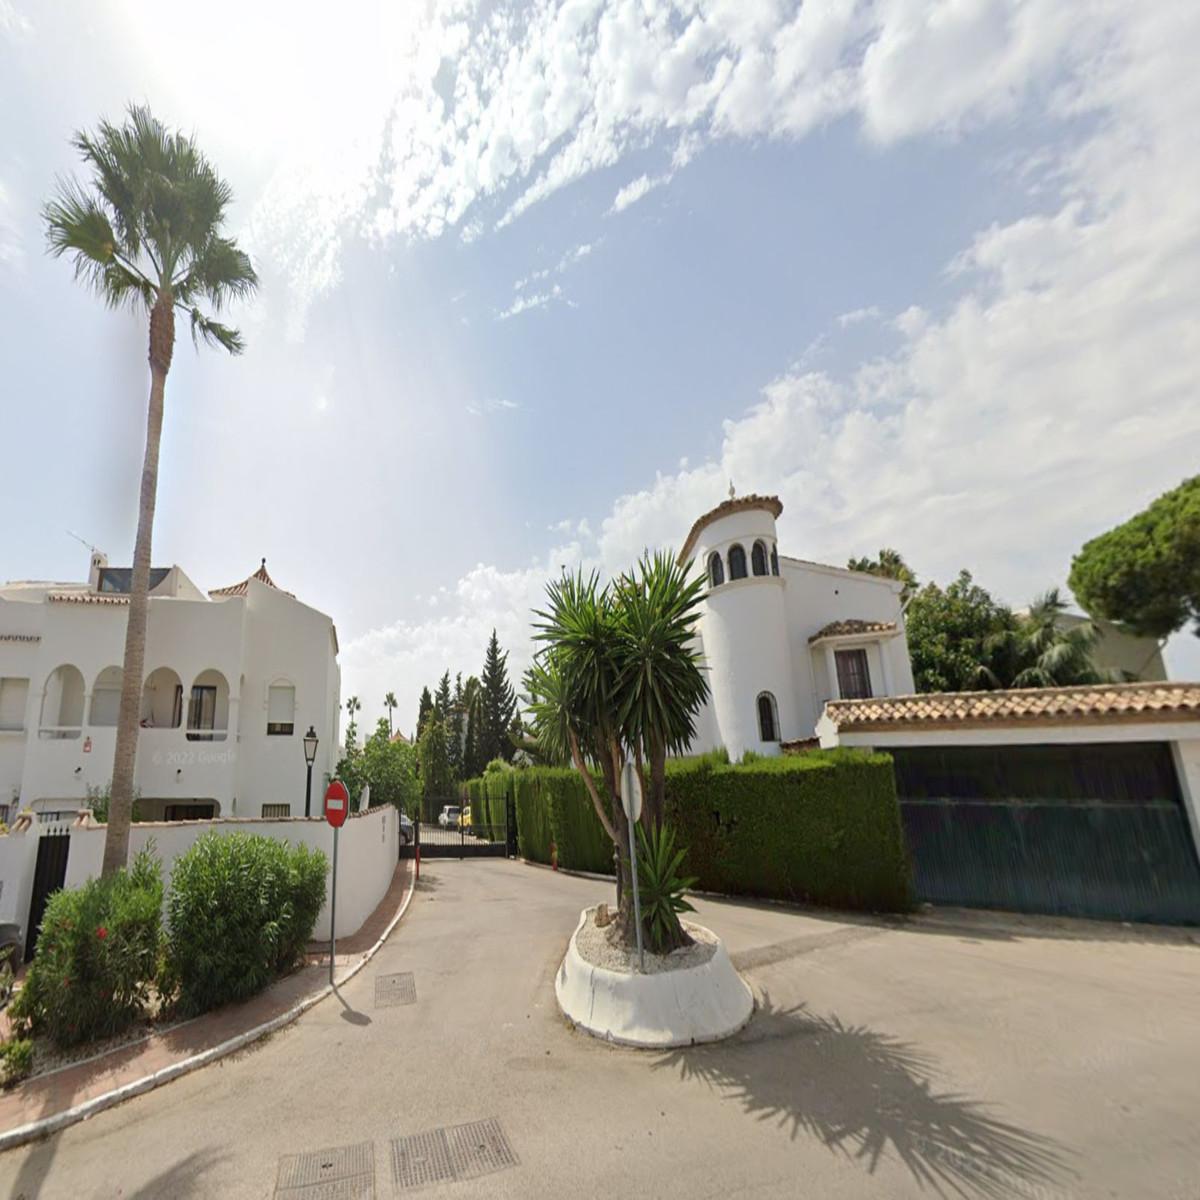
left=809, top=619, right=897, bottom=643
left=680, top=494, right=783, bottom=562
left=210, top=559, right=294, bottom=599
left=824, top=682, right=1200, bottom=731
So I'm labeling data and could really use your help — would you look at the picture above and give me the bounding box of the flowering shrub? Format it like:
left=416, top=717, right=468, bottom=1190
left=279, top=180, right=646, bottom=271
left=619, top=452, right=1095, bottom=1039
left=162, top=832, right=326, bottom=1017
left=8, top=848, right=163, bottom=1048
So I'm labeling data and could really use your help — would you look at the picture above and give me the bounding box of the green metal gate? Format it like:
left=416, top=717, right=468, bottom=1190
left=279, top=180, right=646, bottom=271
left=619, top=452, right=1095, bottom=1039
left=892, top=743, right=1200, bottom=924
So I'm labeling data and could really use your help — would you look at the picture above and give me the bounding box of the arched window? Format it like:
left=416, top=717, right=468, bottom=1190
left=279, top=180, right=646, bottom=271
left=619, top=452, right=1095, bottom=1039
left=751, top=540, right=768, bottom=576
left=757, top=692, right=779, bottom=742
left=708, top=551, right=725, bottom=588
left=770, top=545, right=779, bottom=576
left=728, top=543, right=747, bottom=580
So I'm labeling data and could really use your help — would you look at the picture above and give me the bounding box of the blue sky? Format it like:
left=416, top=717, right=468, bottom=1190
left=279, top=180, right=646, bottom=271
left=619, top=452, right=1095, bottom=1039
left=2, top=1, right=1198, bottom=732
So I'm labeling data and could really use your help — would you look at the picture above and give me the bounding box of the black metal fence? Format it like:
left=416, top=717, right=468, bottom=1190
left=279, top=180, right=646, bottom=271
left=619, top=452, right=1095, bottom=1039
left=409, top=803, right=514, bottom=859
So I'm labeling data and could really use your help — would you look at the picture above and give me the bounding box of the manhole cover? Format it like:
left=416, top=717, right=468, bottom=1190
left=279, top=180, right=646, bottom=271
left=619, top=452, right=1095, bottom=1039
left=375, top=972, right=417, bottom=1008
left=389, top=1119, right=516, bottom=1192
left=390, top=1128, right=454, bottom=1191
left=276, top=1141, right=374, bottom=1198
left=445, top=1118, right=518, bottom=1180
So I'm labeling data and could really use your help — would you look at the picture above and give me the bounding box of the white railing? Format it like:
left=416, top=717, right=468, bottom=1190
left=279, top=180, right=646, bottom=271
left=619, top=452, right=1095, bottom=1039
left=37, top=725, right=82, bottom=740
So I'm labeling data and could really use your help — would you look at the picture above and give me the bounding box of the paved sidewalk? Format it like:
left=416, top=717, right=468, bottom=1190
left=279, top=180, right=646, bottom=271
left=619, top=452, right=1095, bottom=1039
left=0, top=858, right=412, bottom=1142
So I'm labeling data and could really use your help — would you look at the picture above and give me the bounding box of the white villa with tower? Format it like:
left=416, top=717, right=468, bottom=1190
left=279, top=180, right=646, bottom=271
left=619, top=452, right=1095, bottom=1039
left=682, top=492, right=915, bottom=760
left=0, top=551, right=341, bottom=823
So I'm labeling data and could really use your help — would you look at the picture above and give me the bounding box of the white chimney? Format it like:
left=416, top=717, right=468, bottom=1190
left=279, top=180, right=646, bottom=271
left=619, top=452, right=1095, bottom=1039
left=89, top=550, right=108, bottom=591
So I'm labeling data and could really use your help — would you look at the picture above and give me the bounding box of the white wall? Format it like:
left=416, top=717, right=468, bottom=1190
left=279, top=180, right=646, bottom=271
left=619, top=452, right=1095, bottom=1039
left=46, top=805, right=399, bottom=940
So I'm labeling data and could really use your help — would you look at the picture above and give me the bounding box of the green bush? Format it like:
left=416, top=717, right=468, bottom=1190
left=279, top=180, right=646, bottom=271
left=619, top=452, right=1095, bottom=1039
left=512, top=771, right=553, bottom=863
left=163, top=832, right=327, bottom=1017
left=0, top=1038, right=33, bottom=1086
left=465, top=778, right=486, bottom=831
left=665, top=749, right=912, bottom=911
left=483, top=770, right=514, bottom=842
left=500, top=750, right=912, bottom=912
left=9, top=847, right=163, bottom=1048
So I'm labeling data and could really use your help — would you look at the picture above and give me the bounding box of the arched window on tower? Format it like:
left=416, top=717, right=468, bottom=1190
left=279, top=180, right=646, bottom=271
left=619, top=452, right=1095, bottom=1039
left=728, top=543, right=747, bottom=580
left=770, top=545, right=779, bottom=575
left=708, top=551, right=725, bottom=588
left=757, top=692, right=779, bottom=742
left=751, top=540, right=768, bottom=576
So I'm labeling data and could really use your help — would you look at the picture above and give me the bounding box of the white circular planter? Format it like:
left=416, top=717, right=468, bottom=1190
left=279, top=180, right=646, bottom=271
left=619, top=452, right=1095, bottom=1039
left=555, top=907, right=754, bottom=1048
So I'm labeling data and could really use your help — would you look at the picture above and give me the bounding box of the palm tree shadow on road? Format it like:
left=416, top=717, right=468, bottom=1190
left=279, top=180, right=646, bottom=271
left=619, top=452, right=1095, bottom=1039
left=651, top=996, right=1075, bottom=1199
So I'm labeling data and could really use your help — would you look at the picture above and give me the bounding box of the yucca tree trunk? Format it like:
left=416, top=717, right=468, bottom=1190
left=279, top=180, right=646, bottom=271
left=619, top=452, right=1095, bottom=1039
left=102, top=295, right=173, bottom=878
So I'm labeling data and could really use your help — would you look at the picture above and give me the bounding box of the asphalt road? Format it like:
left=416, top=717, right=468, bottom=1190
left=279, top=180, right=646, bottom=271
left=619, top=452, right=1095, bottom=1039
left=3, top=858, right=1199, bottom=1199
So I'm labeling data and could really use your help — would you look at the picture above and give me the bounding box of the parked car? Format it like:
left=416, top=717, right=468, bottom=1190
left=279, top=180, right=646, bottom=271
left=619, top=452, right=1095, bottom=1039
left=438, top=805, right=461, bottom=829
left=399, top=813, right=414, bottom=845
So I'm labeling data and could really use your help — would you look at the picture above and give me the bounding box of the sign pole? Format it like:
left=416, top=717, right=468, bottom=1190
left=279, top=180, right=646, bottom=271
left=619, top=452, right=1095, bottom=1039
left=627, top=811, right=644, bottom=972
left=329, top=823, right=338, bottom=986
left=620, top=757, right=645, bottom=972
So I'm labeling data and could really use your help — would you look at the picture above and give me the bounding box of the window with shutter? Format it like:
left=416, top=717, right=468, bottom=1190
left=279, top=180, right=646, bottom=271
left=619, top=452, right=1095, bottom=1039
left=267, top=684, right=295, bottom=736
left=834, top=649, right=872, bottom=699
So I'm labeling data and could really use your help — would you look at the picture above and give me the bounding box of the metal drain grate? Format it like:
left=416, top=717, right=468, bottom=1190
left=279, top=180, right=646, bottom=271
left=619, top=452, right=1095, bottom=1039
left=375, top=972, right=417, bottom=1008
left=390, top=1128, right=455, bottom=1191
left=390, top=1118, right=517, bottom=1192
left=276, top=1141, right=375, bottom=1199
left=444, top=1118, right=519, bottom=1181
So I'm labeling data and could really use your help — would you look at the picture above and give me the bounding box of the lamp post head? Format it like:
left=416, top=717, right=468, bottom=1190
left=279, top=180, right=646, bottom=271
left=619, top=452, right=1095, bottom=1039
left=303, top=725, right=319, bottom=766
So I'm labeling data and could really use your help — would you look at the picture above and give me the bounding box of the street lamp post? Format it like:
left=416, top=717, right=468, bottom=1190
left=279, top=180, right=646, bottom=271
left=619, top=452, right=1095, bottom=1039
left=303, top=725, right=319, bottom=817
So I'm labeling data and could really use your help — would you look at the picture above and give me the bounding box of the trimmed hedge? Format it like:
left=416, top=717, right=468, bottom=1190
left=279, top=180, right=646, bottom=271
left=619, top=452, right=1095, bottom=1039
left=467, top=749, right=912, bottom=913
left=665, top=750, right=912, bottom=912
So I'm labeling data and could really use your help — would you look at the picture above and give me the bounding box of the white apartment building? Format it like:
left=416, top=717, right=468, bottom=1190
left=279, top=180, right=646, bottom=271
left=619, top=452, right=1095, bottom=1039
left=0, top=552, right=340, bottom=822
left=682, top=492, right=916, bottom=760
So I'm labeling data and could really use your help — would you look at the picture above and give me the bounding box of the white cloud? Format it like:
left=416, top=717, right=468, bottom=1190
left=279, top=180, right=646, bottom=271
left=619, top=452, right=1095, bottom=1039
left=496, top=284, right=563, bottom=321
left=0, top=180, right=21, bottom=271
left=341, top=4, right=1200, bottom=719
left=609, top=172, right=668, bottom=214
left=234, top=0, right=1124, bottom=328
left=0, top=1, right=31, bottom=38
left=837, top=305, right=881, bottom=328
left=466, top=397, right=520, bottom=415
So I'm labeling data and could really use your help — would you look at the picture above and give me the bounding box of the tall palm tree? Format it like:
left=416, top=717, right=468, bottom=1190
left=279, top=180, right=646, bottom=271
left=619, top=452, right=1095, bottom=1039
left=44, top=106, right=257, bottom=877
left=847, top=548, right=918, bottom=600
left=384, top=691, right=398, bottom=736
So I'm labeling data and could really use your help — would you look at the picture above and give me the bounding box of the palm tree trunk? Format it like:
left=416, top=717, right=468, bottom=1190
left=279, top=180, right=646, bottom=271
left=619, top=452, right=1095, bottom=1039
left=102, top=296, right=172, bottom=878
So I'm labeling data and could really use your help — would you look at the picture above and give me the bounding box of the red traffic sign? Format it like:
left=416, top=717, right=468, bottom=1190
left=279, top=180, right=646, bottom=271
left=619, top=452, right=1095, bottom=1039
left=324, top=779, right=349, bottom=828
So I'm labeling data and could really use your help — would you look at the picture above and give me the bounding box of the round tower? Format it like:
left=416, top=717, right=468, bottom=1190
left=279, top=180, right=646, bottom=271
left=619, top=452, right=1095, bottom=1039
left=681, top=493, right=797, bottom=760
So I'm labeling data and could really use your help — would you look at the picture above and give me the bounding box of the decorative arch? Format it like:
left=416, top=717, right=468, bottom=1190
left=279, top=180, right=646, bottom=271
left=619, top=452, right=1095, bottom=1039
left=756, top=691, right=780, bottom=743
left=770, top=544, right=780, bottom=575
left=728, top=543, right=748, bottom=580
left=187, top=669, right=230, bottom=741
left=39, top=664, right=85, bottom=738
left=141, top=666, right=183, bottom=728
left=751, top=540, right=768, bottom=576
left=708, top=551, right=725, bottom=588
left=88, top=665, right=123, bottom=726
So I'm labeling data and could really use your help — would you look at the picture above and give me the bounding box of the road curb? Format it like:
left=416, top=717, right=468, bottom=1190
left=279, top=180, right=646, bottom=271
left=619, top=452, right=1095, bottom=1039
left=0, top=864, right=417, bottom=1154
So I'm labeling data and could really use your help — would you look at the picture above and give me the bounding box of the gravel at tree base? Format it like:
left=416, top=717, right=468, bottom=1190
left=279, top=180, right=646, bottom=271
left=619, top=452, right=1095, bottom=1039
left=574, top=906, right=718, bottom=975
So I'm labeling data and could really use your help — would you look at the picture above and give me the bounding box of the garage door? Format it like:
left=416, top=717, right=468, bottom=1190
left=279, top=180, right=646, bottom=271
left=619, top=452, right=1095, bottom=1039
left=892, top=743, right=1200, bottom=924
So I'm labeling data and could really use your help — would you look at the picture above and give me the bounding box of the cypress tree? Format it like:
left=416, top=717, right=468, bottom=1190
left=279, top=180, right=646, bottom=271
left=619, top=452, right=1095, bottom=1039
left=480, top=630, right=518, bottom=764
left=416, top=686, right=434, bottom=739
left=434, top=670, right=453, bottom=720
left=447, top=673, right=465, bottom=780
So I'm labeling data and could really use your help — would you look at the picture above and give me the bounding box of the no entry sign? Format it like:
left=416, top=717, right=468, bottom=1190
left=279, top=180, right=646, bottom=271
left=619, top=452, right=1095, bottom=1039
left=324, top=779, right=349, bottom=828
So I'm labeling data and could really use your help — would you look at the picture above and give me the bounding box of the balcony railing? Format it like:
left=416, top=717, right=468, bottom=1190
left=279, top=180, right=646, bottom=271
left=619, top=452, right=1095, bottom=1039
left=38, top=725, right=82, bottom=740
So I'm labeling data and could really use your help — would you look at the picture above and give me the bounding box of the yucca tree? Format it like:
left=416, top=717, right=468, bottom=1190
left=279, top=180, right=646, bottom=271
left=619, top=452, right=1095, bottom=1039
left=384, top=691, right=398, bottom=736
left=44, top=105, right=257, bottom=877
left=526, top=551, right=709, bottom=947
